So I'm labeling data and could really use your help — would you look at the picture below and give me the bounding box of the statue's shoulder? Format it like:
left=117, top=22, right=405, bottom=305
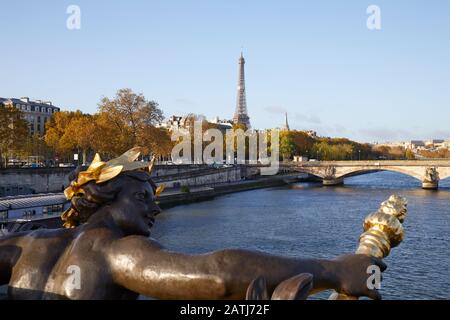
left=109, top=235, right=164, bottom=252
left=2, top=227, right=73, bottom=245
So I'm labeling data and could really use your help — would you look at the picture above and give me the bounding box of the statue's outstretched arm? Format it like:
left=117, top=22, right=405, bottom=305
left=107, top=235, right=385, bottom=299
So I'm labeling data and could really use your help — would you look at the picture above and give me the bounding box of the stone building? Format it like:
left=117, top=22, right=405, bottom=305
left=0, top=97, right=60, bottom=135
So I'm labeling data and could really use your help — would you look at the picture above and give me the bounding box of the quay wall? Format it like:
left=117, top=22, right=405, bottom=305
left=0, top=165, right=261, bottom=196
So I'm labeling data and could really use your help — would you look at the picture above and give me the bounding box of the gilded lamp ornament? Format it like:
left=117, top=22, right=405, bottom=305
left=330, top=194, right=408, bottom=300
left=357, top=194, right=407, bottom=258
left=62, top=147, right=165, bottom=228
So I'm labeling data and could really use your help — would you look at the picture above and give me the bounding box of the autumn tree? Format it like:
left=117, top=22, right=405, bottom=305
left=417, top=149, right=450, bottom=159
left=388, top=146, right=407, bottom=160
left=45, top=111, right=82, bottom=158
left=289, top=131, right=315, bottom=157
left=94, top=111, right=134, bottom=157
left=44, top=111, right=97, bottom=163
left=96, top=88, right=166, bottom=157
left=137, top=125, right=174, bottom=159
left=44, top=90, right=171, bottom=162
left=61, top=114, right=98, bottom=164
left=21, top=133, right=54, bottom=164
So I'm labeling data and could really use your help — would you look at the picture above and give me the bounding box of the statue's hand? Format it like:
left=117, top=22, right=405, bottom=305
left=333, top=254, right=387, bottom=300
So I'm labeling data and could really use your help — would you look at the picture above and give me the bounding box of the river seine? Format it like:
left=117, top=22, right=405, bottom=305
left=152, top=171, right=450, bottom=300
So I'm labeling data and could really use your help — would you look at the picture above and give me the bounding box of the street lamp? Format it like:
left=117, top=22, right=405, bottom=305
left=358, top=150, right=361, bottom=161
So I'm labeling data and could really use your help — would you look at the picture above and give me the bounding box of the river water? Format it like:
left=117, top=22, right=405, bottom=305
left=151, top=171, right=450, bottom=300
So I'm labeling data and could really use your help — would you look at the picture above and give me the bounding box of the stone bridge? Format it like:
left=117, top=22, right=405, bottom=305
left=281, top=160, right=450, bottom=189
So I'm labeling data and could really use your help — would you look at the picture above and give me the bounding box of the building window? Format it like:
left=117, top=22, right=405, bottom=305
left=43, top=204, right=64, bottom=215
left=37, top=116, right=41, bottom=123
left=31, top=106, right=35, bottom=111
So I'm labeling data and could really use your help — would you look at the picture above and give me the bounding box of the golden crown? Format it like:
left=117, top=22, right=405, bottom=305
left=64, top=147, right=164, bottom=200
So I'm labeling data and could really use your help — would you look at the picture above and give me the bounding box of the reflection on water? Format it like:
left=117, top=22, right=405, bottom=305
left=151, top=171, right=450, bottom=300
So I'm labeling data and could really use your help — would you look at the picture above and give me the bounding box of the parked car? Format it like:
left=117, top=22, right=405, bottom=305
left=21, top=163, right=45, bottom=168
left=7, top=159, right=27, bottom=168
left=58, top=163, right=76, bottom=168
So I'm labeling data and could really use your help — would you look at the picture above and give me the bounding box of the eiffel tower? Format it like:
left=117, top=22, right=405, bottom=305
left=233, top=52, right=251, bottom=128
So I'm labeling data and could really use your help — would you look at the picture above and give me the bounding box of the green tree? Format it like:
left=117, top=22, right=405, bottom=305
left=311, top=141, right=330, bottom=160
left=279, top=131, right=296, bottom=160
left=405, top=149, right=416, bottom=160
left=0, top=105, right=29, bottom=167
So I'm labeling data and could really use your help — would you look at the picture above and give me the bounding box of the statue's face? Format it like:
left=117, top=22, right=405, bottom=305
left=109, top=178, right=161, bottom=236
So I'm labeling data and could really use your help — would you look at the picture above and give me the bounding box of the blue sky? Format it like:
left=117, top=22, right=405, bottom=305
left=1, top=0, right=449, bottom=142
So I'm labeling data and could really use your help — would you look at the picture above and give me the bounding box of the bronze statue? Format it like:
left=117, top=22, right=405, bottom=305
left=0, top=148, right=386, bottom=300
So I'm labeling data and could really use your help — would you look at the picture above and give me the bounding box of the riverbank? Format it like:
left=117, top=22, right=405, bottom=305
left=159, top=173, right=311, bottom=208
left=0, top=173, right=314, bottom=231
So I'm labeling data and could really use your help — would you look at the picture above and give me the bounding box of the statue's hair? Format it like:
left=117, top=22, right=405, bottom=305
left=63, top=167, right=156, bottom=228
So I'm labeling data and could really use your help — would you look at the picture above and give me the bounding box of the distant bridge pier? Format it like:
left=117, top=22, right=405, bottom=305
left=422, top=167, right=440, bottom=190
left=422, top=181, right=438, bottom=190
left=322, top=177, right=344, bottom=186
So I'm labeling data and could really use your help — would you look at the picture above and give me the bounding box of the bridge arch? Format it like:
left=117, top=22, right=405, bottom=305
left=284, top=166, right=425, bottom=181
left=285, top=167, right=328, bottom=180
left=282, top=161, right=450, bottom=189
left=336, top=166, right=424, bottom=181
left=438, top=167, right=450, bottom=181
